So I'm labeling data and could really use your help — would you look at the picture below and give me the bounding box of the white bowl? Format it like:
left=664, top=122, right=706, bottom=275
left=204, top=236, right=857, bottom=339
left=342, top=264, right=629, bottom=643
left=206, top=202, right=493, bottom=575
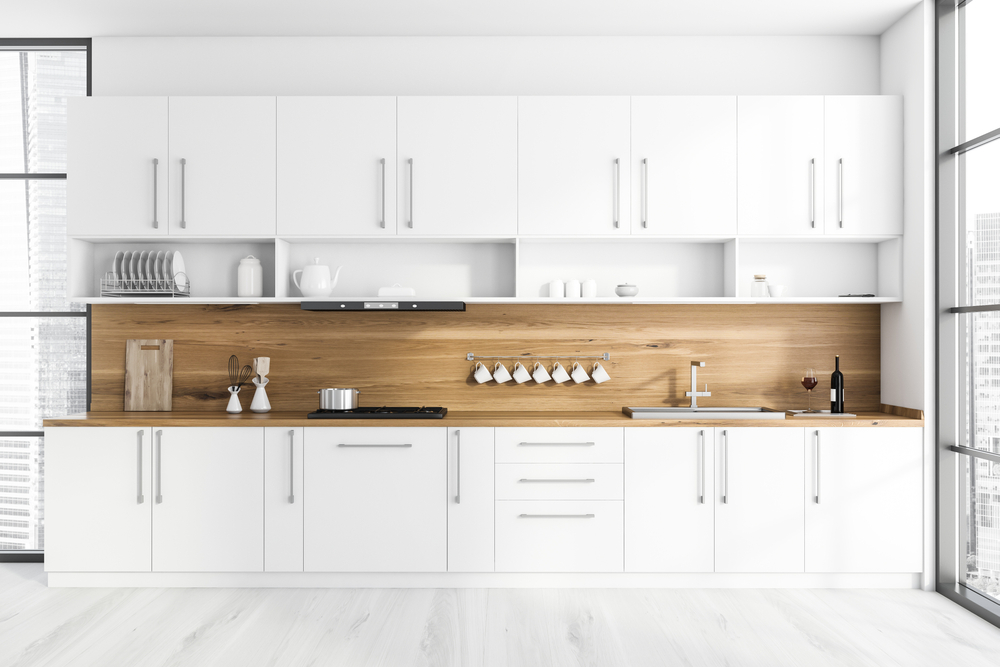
left=615, top=284, right=639, bottom=297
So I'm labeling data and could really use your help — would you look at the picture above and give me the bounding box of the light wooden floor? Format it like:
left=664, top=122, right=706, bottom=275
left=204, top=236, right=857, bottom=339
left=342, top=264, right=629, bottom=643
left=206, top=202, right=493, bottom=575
left=2, top=565, right=1000, bottom=667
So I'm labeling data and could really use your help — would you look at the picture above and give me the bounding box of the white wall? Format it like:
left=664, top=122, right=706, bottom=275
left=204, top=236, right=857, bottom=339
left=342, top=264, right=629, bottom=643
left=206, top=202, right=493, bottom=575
left=93, top=36, right=880, bottom=96
left=879, top=0, right=935, bottom=590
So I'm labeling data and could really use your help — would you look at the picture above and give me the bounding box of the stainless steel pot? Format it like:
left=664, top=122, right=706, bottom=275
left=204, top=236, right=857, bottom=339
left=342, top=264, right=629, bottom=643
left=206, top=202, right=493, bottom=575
left=318, top=388, right=360, bottom=411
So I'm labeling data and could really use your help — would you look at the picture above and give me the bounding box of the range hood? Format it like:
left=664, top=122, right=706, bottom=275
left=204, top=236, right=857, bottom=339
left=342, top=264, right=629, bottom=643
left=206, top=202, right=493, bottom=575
left=301, top=300, right=466, bottom=312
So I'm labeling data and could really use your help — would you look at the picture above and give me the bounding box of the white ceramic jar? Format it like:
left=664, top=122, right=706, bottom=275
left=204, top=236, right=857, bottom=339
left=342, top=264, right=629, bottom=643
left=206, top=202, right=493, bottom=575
left=750, top=274, right=770, bottom=297
left=237, top=255, right=263, bottom=297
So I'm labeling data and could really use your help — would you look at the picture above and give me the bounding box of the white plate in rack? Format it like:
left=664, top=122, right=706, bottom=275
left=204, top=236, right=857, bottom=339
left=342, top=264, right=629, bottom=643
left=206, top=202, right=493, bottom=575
left=171, top=251, right=188, bottom=291
left=137, top=251, right=149, bottom=288
left=112, top=251, right=124, bottom=280
left=154, top=251, right=165, bottom=283
left=121, top=251, right=133, bottom=283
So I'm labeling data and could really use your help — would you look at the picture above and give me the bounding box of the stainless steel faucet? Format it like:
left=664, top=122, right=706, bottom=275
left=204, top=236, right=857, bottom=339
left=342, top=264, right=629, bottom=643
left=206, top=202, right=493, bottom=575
left=686, top=361, right=711, bottom=408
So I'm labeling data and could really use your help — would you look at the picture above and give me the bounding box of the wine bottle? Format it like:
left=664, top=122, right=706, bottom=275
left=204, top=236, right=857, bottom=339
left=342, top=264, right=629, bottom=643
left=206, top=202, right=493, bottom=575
left=830, top=355, right=844, bottom=413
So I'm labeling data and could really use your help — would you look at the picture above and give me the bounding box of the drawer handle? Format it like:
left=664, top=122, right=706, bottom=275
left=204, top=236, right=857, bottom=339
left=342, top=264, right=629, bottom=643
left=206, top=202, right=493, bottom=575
left=518, top=514, right=595, bottom=519
left=518, top=442, right=596, bottom=446
left=518, top=478, right=595, bottom=483
left=136, top=430, right=144, bottom=504
left=338, top=443, right=412, bottom=448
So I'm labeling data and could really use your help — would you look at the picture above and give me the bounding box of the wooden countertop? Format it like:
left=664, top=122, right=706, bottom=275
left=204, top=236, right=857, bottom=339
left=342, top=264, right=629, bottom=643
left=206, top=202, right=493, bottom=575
left=44, top=410, right=923, bottom=428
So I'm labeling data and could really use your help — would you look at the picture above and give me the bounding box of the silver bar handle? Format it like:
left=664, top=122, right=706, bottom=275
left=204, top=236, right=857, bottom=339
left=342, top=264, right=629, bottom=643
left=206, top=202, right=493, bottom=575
left=288, top=430, right=295, bottom=504
left=613, top=158, right=620, bottom=228
left=519, top=514, right=595, bottom=519
left=518, top=442, right=595, bottom=447
left=641, top=158, right=648, bottom=228
left=136, top=430, right=144, bottom=504
left=379, top=158, right=386, bottom=229
left=518, top=478, right=595, bottom=483
left=838, top=158, right=843, bottom=228
left=809, top=158, right=815, bottom=228
left=179, top=158, right=187, bottom=229
left=152, top=159, right=159, bottom=229
left=407, top=158, right=414, bottom=228
left=338, top=443, right=412, bottom=448
left=455, top=429, right=461, bottom=505
left=814, top=430, right=821, bottom=504
left=722, top=429, right=729, bottom=504
left=155, top=430, right=163, bottom=503
left=698, top=429, right=705, bottom=504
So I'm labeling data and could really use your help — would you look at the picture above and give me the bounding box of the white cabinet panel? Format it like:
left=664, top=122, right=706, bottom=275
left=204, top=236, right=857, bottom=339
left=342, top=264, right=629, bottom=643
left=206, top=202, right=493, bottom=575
left=168, top=97, right=276, bottom=236
left=45, top=427, right=152, bottom=572
left=625, top=428, right=715, bottom=573
left=495, top=500, right=624, bottom=572
left=715, top=428, right=805, bottom=573
left=518, top=96, right=631, bottom=235
left=805, top=428, right=922, bottom=572
left=494, top=427, right=623, bottom=463
left=277, top=97, right=396, bottom=236
left=738, top=96, right=825, bottom=235
left=152, top=428, right=263, bottom=572
left=397, top=97, right=517, bottom=236
left=448, top=427, right=494, bottom=572
left=304, top=427, right=446, bottom=572
left=264, top=427, right=303, bottom=572
left=824, top=96, right=903, bottom=236
left=67, top=97, right=168, bottom=237
left=495, top=463, right=623, bottom=500
left=631, top=97, right=737, bottom=235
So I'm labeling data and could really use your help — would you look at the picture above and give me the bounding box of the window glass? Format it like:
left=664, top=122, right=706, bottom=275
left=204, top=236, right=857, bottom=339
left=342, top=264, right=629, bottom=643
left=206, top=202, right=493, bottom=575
left=0, top=435, right=43, bottom=551
left=963, top=139, right=1000, bottom=307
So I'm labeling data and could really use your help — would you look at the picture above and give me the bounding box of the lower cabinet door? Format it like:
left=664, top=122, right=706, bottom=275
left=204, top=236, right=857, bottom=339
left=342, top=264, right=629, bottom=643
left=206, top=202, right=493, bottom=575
left=805, top=428, right=923, bottom=572
left=715, top=428, right=805, bottom=573
left=264, top=427, right=303, bottom=572
left=45, top=427, right=152, bottom=572
left=625, top=428, right=714, bottom=573
left=152, top=428, right=264, bottom=572
left=495, top=500, right=624, bottom=572
left=448, top=427, right=494, bottom=572
left=304, top=427, right=447, bottom=572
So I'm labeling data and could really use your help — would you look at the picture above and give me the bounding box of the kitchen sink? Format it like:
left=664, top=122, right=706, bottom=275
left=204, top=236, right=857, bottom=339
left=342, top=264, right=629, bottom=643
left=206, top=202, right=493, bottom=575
left=623, top=407, right=786, bottom=420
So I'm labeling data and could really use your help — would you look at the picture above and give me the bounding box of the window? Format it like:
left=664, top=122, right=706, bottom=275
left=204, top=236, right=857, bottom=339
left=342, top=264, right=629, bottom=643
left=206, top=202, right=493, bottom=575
left=0, top=40, right=90, bottom=559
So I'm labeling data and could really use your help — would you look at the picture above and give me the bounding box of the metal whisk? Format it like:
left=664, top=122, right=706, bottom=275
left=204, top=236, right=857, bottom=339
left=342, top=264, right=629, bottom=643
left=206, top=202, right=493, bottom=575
left=228, top=355, right=241, bottom=389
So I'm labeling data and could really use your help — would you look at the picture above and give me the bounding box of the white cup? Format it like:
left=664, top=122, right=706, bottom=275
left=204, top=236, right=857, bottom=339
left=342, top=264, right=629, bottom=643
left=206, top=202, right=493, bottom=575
left=532, top=362, right=552, bottom=383
left=571, top=362, right=590, bottom=383
left=768, top=284, right=786, bottom=298
left=551, top=362, right=571, bottom=384
left=549, top=279, right=565, bottom=298
left=493, top=362, right=513, bottom=384
left=512, top=362, right=532, bottom=384
left=473, top=362, right=493, bottom=384
left=566, top=279, right=582, bottom=298
left=582, top=279, right=597, bottom=298
left=591, top=362, right=611, bottom=384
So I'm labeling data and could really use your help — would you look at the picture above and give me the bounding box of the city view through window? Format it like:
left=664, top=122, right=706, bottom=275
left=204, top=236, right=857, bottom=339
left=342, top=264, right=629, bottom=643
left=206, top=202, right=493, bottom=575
left=0, top=48, right=88, bottom=552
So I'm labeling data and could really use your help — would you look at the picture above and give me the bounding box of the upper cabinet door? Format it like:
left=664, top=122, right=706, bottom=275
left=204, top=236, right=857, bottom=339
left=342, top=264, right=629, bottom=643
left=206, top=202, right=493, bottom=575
left=518, top=97, right=631, bottom=235
left=168, top=97, right=276, bottom=236
left=738, top=97, right=825, bottom=235
left=631, top=97, right=737, bottom=235
left=277, top=97, right=396, bottom=236
left=397, top=97, right=517, bottom=236
left=824, top=96, right=903, bottom=236
left=68, top=97, right=168, bottom=237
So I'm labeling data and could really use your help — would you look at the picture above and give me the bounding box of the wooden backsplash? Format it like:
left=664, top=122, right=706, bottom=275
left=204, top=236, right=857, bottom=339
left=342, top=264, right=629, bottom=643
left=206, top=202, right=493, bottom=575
left=90, top=304, right=880, bottom=413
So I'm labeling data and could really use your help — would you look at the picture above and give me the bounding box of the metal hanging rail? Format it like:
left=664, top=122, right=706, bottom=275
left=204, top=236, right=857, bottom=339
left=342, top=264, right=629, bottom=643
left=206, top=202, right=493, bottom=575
left=467, top=353, right=610, bottom=361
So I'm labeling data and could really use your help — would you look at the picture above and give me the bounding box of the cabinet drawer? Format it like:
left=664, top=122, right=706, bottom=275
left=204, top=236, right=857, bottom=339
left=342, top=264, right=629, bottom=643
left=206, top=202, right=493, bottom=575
left=495, top=500, right=624, bottom=572
left=495, top=463, right=623, bottom=500
left=494, top=428, right=623, bottom=463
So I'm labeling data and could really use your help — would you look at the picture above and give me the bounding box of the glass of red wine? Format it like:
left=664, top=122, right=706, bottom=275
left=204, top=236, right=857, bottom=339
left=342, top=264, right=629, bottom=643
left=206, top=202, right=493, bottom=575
left=801, top=368, right=818, bottom=412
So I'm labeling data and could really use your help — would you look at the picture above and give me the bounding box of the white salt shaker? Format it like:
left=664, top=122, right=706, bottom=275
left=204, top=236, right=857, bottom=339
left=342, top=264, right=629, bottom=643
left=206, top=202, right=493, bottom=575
left=238, top=255, right=263, bottom=297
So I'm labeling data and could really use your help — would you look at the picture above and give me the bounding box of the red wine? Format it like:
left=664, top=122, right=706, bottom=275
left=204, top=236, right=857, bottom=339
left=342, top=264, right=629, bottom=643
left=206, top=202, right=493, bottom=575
left=831, top=355, right=844, bottom=413
left=801, top=377, right=818, bottom=390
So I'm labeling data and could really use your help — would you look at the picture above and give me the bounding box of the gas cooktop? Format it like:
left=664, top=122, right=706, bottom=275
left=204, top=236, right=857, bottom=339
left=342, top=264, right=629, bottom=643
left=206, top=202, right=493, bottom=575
left=307, top=406, right=447, bottom=419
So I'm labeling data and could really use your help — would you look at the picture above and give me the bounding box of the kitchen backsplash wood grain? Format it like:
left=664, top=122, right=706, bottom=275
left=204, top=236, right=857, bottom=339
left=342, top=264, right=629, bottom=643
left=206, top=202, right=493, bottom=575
left=90, top=304, right=880, bottom=413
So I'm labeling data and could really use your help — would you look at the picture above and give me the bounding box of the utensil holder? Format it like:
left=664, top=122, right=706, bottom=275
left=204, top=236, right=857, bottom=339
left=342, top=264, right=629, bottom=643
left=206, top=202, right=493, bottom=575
left=226, top=386, right=242, bottom=413
left=250, top=377, right=271, bottom=413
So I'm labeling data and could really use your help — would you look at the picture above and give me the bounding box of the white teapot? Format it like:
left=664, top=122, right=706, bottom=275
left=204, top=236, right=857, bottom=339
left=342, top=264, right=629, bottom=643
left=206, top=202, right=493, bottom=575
left=293, top=258, right=342, bottom=297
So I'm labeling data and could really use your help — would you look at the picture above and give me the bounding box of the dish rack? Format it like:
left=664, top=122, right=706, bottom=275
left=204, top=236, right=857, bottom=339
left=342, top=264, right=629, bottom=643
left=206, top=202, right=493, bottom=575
left=100, top=271, right=191, bottom=298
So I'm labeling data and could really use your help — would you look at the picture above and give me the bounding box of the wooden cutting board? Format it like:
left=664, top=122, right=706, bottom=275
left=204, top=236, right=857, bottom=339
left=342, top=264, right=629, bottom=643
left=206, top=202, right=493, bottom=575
left=124, top=339, right=173, bottom=411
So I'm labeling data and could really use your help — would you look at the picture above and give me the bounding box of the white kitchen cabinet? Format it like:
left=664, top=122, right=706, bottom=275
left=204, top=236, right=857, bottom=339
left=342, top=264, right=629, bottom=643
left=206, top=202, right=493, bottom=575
left=151, top=428, right=264, bottom=572
left=264, top=427, right=303, bottom=572
left=631, top=97, right=737, bottom=236
left=448, top=427, right=494, bottom=572
left=738, top=96, right=825, bottom=236
left=67, top=97, right=168, bottom=237
left=277, top=97, right=396, bottom=236
left=304, top=427, right=447, bottom=572
left=715, top=428, right=805, bottom=573
left=518, top=97, right=631, bottom=235
left=625, top=428, right=715, bottom=573
left=167, top=97, right=276, bottom=236
left=45, top=427, right=152, bottom=572
left=397, top=97, right=517, bottom=236
left=824, top=96, right=903, bottom=235
left=805, top=427, right=922, bottom=572
left=496, top=463, right=623, bottom=500
left=494, top=427, right=624, bottom=463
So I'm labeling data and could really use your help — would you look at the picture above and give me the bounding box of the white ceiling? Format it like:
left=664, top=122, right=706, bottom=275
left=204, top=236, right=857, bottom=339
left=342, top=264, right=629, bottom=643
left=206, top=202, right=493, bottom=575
left=4, top=0, right=921, bottom=38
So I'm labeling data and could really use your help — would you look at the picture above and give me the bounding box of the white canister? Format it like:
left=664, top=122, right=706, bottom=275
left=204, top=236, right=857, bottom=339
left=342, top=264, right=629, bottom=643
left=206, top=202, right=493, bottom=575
left=750, top=274, right=769, bottom=298
left=549, top=279, right=565, bottom=298
left=566, top=279, right=582, bottom=298
left=582, top=279, right=598, bottom=298
left=237, top=255, right=263, bottom=297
